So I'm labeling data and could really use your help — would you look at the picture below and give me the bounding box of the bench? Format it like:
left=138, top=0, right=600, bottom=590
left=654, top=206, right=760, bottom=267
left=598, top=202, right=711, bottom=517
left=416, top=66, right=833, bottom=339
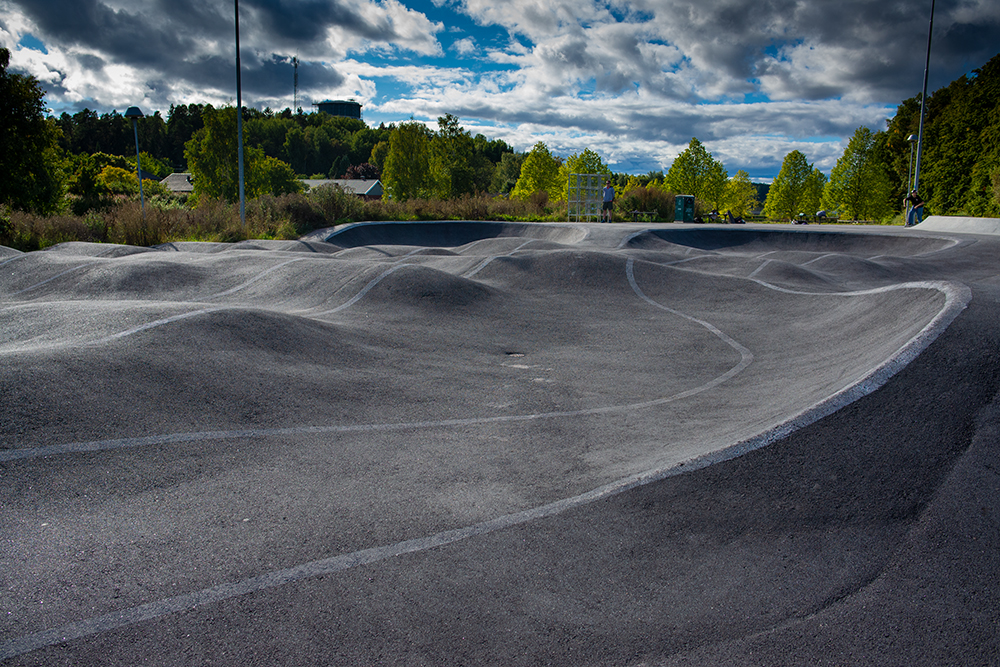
left=630, top=210, right=658, bottom=222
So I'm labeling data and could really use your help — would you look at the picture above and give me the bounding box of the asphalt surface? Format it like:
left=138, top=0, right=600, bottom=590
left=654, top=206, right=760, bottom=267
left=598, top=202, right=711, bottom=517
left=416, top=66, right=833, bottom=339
left=1, top=219, right=998, bottom=665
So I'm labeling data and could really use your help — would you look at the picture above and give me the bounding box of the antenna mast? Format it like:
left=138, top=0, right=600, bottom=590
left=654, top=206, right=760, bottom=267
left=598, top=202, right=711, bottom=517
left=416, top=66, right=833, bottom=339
left=293, top=56, right=299, bottom=113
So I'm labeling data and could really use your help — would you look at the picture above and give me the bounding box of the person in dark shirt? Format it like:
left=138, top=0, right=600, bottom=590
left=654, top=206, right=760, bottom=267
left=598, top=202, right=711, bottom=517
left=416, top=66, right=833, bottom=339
left=905, top=190, right=925, bottom=227
left=602, top=181, right=615, bottom=223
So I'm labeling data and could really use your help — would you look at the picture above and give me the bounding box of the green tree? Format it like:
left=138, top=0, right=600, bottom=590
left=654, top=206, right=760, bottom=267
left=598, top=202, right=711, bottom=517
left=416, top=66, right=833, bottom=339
left=703, top=160, right=729, bottom=210
left=0, top=47, right=64, bottom=214
left=430, top=114, right=476, bottom=198
left=247, top=155, right=300, bottom=199
left=722, top=170, right=759, bottom=217
left=884, top=53, right=1000, bottom=217
left=491, top=152, right=525, bottom=194
left=166, top=104, right=206, bottom=169
left=803, top=168, right=827, bottom=218
left=282, top=126, right=309, bottom=175
left=349, top=127, right=383, bottom=168
left=369, top=140, right=390, bottom=173
left=664, top=138, right=727, bottom=204
left=473, top=134, right=513, bottom=164
left=764, top=150, right=814, bottom=220
left=468, top=152, right=496, bottom=195
left=65, top=153, right=111, bottom=214
left=823, top=126, right=895, bottom=221
left=382, top=121, right=435, bottom=201
left=185, top=106, right=301, bottom=202
left=129, top=152, right=173, bottom=179
left=511, top=142, right=562, bottom=201
left=557, top=148, right=611, bottom=201
left=97, top=165, right=170, bottom=198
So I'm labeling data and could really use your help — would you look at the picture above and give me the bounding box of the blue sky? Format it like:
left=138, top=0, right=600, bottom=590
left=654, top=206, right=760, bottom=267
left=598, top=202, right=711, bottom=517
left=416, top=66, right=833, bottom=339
left=3, top=0, right=999, bottom=179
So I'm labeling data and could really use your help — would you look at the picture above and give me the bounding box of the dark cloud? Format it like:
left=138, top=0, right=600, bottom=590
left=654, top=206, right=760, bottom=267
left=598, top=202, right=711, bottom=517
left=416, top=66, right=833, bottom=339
left=244, top=0, right=396, bottom=45
left=242, top=55, right=345, bottom=99
left=17, top=0, right=224, bottom=64
left=616, top=0, right=998, bottom=103
left=936, top=20, right=1000, bottom=77
left=76, top=53, right=105, bottom=71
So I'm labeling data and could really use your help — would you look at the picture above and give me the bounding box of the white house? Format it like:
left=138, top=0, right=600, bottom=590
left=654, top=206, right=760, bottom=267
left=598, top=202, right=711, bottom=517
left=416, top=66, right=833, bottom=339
left=302, top=179, right=384, bottom=200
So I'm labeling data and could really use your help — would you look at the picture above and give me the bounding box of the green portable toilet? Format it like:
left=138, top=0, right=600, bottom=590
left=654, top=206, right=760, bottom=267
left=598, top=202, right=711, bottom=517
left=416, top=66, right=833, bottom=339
left=675, top=195, right=695, bottom=222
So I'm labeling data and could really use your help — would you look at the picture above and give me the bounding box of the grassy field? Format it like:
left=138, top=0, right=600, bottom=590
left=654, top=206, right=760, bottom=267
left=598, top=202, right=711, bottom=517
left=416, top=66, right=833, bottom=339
left=1, top=186, right=905, bottom=252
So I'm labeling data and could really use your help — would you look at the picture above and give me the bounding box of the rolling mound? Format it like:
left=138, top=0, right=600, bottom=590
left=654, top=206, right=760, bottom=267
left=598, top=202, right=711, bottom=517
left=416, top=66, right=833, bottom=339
left=629, top=227, right=954, bottom=256
left=324, top=220, right=589, bottom=248
left=349, top=263, right=497, bottom=312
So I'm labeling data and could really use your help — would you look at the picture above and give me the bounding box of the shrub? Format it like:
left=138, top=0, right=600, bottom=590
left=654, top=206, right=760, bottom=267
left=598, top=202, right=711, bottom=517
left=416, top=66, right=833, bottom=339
left=617, top=185, right=675, bottom=221
left=104, top=201, right=174, bottom=247
left=5, top=210, right=95, bottom=250
left=307, top=184, right=363, bottom=225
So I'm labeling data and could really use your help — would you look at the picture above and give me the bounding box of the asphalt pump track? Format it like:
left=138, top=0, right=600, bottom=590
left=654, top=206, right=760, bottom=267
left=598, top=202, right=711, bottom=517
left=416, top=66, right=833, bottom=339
left=1, top=220, right=998, bottom=665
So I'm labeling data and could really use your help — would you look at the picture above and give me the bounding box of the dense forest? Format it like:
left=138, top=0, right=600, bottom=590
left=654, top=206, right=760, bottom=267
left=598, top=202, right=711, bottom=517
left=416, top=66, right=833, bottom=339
left=884, top=53, right=1000, bottom=218
left=1, top=47, right=998, bottom=250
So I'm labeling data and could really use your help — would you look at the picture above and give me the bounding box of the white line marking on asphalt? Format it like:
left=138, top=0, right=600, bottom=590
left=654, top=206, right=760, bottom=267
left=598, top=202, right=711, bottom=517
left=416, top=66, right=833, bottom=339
left=747, top=259, right=772, bottom=278
left=86, top=309, right=225, bottom=345
left=662, top=255, right=711, bottom=266
left=800, top=253, right=840, bottom=266
left=626, top=258, right=754, bottom=379
left=204, top=258, right=307, bottom=299
left=0, top=253, right=28, bottom=269
left=307, top=263, right=415, bottom=317
left=462, top=240, right=534, bottom=278
left=9, top=263, right=95, bottom=295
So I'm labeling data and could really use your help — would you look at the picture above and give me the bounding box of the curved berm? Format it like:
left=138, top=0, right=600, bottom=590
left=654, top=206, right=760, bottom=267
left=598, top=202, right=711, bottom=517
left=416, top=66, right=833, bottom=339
left=1, top=221, right=997, bottom=666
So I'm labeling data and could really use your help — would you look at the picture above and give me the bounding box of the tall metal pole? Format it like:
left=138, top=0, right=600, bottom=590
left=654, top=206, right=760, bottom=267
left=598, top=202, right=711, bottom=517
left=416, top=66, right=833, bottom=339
left=906, top=136, right=916, bottom=192
left=905, top=135, right=916, bottom=216
left=132, top=119, right=145, bottom=220
left=913, top=0, right=935, bottom=193
left=125, top=106, right=146, bottom=220
left=235, top=0, right=246, bottom=228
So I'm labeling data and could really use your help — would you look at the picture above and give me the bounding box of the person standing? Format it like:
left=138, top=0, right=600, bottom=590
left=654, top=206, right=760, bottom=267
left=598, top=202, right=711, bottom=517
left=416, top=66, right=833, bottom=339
left=905, top=190, right=925, bottom=227
left=602, top=180, right=615, bottom=223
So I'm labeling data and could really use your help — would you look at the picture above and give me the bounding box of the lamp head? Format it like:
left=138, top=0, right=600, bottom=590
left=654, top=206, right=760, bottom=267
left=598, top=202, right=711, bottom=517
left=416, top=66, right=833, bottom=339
left=124, top=106, right=144, bottom=120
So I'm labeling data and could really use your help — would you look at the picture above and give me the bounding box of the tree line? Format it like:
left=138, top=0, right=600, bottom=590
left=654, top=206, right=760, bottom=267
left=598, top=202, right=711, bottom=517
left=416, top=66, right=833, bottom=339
left=2, top=45, right=999, bottom=223
left=793, top=51, right=1000, bottom=222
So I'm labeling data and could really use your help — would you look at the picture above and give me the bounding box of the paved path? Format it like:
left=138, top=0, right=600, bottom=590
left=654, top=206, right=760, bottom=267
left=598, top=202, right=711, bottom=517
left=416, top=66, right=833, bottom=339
left=1, top=222, right=998, bottom=665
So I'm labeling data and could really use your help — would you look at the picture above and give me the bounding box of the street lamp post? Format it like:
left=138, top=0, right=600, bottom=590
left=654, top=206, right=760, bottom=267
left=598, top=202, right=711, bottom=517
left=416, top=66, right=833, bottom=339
left=906, top=134, right=918, bottom=191
left=235, top=0, right=246, bottom=228
left=906, top=133, right=917, bottom=215
left=124, top=106, right=146, bottom=220
left=913, top=0, right=936, bottom=194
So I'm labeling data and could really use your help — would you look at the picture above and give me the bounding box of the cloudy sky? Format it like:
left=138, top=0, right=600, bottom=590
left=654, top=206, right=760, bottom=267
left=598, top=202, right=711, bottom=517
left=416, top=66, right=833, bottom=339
left=3, top=0, right=999, bottom=178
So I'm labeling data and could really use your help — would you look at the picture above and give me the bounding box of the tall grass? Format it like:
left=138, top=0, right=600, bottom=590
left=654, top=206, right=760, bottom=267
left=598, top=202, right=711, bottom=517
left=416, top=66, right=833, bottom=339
left=1, top=187, right=564, bottom=251
left=615, top=186, right=676, bottom=221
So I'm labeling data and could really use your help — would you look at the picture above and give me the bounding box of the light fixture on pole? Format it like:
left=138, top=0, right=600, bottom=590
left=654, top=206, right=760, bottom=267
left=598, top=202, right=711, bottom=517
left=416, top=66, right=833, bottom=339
left=906, top=134, right=918, bottom=192
left=913, top=0, right=935, bottom=194
left=905, top=133, right=918, bottom=217
left=124, top=106, right=146, bottom=219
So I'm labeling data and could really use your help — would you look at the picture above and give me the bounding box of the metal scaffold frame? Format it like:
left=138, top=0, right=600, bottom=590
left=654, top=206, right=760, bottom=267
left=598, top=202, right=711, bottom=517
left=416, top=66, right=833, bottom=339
left=567, top=173, right=604, bottom=222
